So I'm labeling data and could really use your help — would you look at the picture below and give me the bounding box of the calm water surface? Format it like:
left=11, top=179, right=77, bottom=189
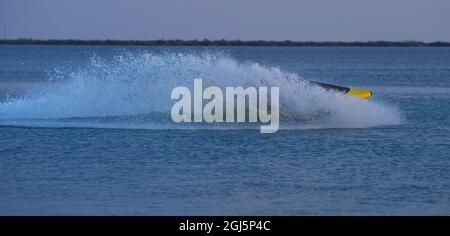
left=0, top=45, right=449, bottom=215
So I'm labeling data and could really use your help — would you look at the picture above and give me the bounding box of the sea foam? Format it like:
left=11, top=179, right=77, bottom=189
left=0, top=52, right=401, bottom=129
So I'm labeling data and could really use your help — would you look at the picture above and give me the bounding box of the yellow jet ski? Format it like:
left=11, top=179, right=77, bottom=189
left=309, top=81, right=372, bottom=99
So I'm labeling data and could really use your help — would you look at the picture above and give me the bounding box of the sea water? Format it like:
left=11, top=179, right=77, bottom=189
left=0, top=45, right=449, bottom=215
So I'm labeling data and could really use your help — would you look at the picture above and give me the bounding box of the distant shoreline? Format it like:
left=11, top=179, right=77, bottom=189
left=1, top=39, right=450, bottom=47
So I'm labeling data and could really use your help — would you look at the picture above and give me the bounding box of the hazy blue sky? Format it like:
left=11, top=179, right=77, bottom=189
left=1, top=0, right=449, bottom=41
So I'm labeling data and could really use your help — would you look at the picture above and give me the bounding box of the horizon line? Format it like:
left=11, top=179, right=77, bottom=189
left=1, top=38, right=450, bottom=47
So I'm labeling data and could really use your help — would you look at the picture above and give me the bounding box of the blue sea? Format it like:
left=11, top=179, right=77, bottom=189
left=0, top=45, right=449, bottom=215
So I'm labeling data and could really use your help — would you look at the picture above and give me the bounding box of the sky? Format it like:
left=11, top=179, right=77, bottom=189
left=1, top=0, right=449, bottom=42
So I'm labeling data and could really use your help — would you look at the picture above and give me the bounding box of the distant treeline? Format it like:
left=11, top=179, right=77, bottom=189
left=1, top=39, right=450, bottom=47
